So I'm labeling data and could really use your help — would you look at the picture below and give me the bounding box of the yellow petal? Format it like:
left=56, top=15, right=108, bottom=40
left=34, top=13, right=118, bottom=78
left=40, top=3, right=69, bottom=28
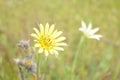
left=31, top=33, right=39, bottom=39
left=49, top=50, right=54, bottom=55
left=44, top=50, right=49, bottom=56
left=55, top=37, right=66, bottom=42
left=34, top=43, right=40, bottom=47
left=39, top=24, right=44, bottom=34
left=48, top=24, right=55, bottom=35
left=51, top=30, right=57, bottom=37
left=45, top=23, right=49, bottom=34
left=53, top=31, right=63, bottom=38
left=56, top=43, right=67, bottom=46
left=38, top=48, right=43, bottom=53
left=33, top=27, right=40, bottom=35
left=54, top=47, right=64, bottom=51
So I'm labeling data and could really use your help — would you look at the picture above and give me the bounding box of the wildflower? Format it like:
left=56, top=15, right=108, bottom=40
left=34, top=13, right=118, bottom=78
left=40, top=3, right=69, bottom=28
left=17, top=40, right=30, bottom=50
left=14, top=58, right=37, bottom=76
left=31, top=23, right=67, bottom=57
left=14, top=58, right=25, bottom=66
left=79, top=21, right=102, bottom=40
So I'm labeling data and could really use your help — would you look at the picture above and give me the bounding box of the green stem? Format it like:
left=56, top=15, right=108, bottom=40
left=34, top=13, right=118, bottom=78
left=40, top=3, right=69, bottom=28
left=113, top=63, right=120, bottom=80
left=18, top=66, right=24, bottom=80
left=37, top=54, right=40, bottom=80
left=71, top=36, right=84, bottom=80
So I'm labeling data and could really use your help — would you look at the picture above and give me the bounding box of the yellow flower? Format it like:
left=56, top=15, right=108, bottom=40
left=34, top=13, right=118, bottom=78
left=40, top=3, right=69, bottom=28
left=31, top=23, right=67, bottom=57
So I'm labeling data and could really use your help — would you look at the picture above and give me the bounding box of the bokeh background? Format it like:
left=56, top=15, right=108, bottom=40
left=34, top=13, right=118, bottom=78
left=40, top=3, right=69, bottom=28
left=0, top=0, right=120, bottom=80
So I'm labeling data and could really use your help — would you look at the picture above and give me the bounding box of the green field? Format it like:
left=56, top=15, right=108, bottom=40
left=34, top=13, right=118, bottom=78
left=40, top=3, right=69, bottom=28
left=0, top=0, right=120, bottom=80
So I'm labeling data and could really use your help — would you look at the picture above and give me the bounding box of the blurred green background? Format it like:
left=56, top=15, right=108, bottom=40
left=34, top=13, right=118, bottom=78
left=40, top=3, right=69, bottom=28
left=0, top=0, right=120, bottom=80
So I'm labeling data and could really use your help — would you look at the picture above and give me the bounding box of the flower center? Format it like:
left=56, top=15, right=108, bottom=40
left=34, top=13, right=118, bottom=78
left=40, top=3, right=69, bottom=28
left=39, top=35, right=55, bottom=50
left=84, top=31, right=92, bottom=38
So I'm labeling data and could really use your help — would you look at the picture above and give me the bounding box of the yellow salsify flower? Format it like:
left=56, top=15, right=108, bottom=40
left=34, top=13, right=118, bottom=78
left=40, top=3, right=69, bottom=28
left=31, top=23, right=67, bottom=57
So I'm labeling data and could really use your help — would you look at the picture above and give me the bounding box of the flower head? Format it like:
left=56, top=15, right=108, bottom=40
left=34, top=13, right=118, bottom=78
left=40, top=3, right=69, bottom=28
left=14, top=58, right=37, bottom=76
left=17, top=40, right=30, bottom=50
left=31, top=23, right=67, bottom=57
left=79, top=21, right=102, bottom=40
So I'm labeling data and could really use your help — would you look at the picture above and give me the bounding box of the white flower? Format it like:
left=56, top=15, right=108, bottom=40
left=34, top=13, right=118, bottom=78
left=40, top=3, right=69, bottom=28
left=79, top=21, right=102, bottom=40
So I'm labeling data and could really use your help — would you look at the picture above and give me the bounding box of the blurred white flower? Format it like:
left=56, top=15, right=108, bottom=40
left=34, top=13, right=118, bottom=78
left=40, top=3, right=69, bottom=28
left=79, top=21, right=102, bottom=40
